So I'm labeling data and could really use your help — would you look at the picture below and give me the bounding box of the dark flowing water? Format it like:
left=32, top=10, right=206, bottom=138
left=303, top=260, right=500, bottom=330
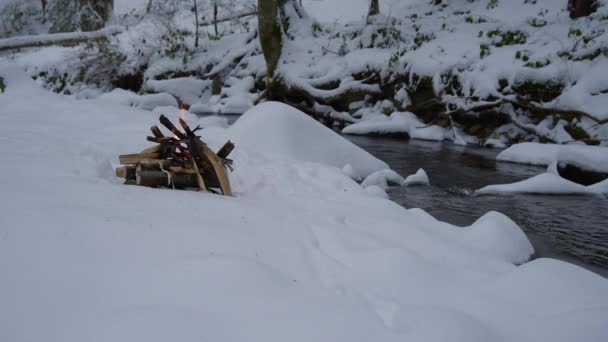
left=345, top=135, right=608, bottom=277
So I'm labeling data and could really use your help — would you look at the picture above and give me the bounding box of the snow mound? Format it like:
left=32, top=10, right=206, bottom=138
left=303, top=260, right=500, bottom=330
left=589, top=178, right=608, bottom=194
left=476, top=173, right=598, bottom=196
left=497, top=142, right=608, bottom=173
left=361, top=169, right=405, bottom=189
left=228, top=102, right=389, bottom=178
left=144, top=77, right=210, bottom=106
left=463, top=211, right=534, bottom=265
left=131, top=93, right=179, bottom=111
left=99, top=90, right=179, bottom=111
left=403, top=168, right=430, bottom=186
left=343, top=111, right=446, bottom=141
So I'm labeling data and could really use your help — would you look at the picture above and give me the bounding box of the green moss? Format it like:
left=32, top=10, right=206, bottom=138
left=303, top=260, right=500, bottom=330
left=512, top=81, right=564, bottom=102
left=487, top=29, right=527, bottom=47
left=211, top=76, right=222, bottom=95
left=564, top=124, right=590, bottom=141
left=0, top=77, right=4, bottom=93
left=480, top=44, right=491, bottom=58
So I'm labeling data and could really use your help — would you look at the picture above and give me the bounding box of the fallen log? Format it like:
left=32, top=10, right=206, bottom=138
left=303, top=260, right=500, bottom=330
left=217, top=140, right=235, bottom=159
left=115, top=165, right=136, bottom=179
left=136, top=167, right=199, bottom=188
left=0, top=26, right=124, bottom=52
left=119, top=152, right=161, bottom=165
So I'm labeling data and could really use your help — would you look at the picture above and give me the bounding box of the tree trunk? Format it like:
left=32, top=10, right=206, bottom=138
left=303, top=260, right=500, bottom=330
left=213, top=2, right=218, bottom=36
left=79, top=0, right=113, bottom=31
left=568, top=0, right=598, bottom=19
left=194, top=0, right=199, bottom=47
left=257, top=0, right=282, bottom=98
left=368, top=0, right=379, bottom=17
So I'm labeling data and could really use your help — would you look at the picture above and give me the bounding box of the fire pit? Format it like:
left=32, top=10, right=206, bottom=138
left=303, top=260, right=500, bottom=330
left=115, top=114, right=234, bottom=196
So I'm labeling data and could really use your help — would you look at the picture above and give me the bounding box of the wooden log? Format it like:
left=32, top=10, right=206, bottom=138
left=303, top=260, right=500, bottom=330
left=115, top=165, right=136, bottom=179
left=136, top=159, right=172, bottom=167
left=178, top=117, right=194, bottom=136
left=199, top=144, right=232, bottom=196
left=217, top=140, right=235, bottom=159
left=159, top=114, right=186, bottom=139
left=141, top=144, right=161, bottom=154
left=190, top=158, right=207, bottom=191
left=135, top=167, right=199, bottom=188
left=150, top=125, right=165, bottom=139
left=119, top=152, right=160, bottom=165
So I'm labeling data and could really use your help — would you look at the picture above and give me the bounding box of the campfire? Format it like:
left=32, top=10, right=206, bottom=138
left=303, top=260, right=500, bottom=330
left=116, top=115, right=234, bottom=196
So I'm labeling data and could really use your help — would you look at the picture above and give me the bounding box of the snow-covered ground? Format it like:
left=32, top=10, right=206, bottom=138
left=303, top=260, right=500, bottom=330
left=2, top=60, right=608, bottom=342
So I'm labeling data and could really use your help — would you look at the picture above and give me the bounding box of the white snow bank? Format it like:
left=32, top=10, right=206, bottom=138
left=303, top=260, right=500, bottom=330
left=2, top=62, right=608, bottom=342
left=131, top=93, right=179, bottom=111
left=228, top=101, right=389, bottom=178
left=476, top=173, right=599, bottom=196
left=462, top=211, right=534, bottom=265
left=343, top=112, right=446, bottom=141
left=361, top=169, right=405, bottom=189
left=589, top=178, right=608, bottom=194
left=497, top=142, right=608, bottom=173
left=98, top=89, right=179, bottom=111
left=403, top=168, right=430, bottom=186
left=144, top=77, right=210, bottom=106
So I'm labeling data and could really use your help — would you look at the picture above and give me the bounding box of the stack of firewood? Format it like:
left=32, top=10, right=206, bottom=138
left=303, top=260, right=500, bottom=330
left=116, top=114, right=234, bottom=196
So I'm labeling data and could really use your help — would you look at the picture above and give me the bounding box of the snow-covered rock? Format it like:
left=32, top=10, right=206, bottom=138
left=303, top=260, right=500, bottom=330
left=589, top=178, right=608, bottom=194
left=144, top=77, right=210, bottom=106
left=497, top=142, right=608, bottom=174
left=132, top=93, right=179, bottom=111
left=343, top=111, right=446, bottom=141
left=361, top=169, right=405, bottom=189
left=462, top=211, right=534, bottom=265
left=476, top=173, right=598, bottom=196
left=228, top=101, right=389, bottom=179
left=403, top=168, right=430, bottom=186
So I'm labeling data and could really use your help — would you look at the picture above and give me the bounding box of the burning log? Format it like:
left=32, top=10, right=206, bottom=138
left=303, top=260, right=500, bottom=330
left=116, top=115, right=234, bottom=195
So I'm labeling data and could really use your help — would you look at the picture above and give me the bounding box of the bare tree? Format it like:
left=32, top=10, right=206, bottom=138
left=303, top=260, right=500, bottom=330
left=193, top=0, right=199, bottom=47
left=213, top=0, right=219, bottom=36
left=368, top=0, right=379, bottom=17
left=568, top=0, right=598, bottom=19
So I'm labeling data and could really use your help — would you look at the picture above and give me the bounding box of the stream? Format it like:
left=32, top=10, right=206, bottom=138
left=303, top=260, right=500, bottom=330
left=346, top=135, right=608, bottom=277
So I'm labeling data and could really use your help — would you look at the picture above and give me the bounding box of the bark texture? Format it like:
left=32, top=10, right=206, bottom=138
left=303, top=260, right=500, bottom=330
left=568, top=0, right=598, bottom=19
left=257, top=0, right=282, bottom=97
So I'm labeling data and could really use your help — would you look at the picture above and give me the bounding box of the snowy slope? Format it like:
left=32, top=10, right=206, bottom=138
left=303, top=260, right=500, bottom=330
left=2, top=60, right=608, bottom=342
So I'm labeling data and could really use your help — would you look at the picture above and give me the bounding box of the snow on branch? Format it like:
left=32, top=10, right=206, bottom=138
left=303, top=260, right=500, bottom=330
left=199, top=8, right=257, bottom=27
left=0, top=26, right=124, bottom=52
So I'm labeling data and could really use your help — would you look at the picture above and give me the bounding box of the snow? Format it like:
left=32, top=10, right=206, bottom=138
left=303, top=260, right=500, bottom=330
left=462, top=211, right=534, bottom=265
left=228, top=101, right=389, bottom=179
left=143, top=77, right=210, bottom=106
left=361, top=169, right=405, bottom=189
left=497, top=142, right=608, bottom=173
left=476, top=173, right=600, bottom=196
left=3, top=9, right=608, bottom=341
left=403, top=168, right=430, bottom=186
left=589, top=178, right=608, bottom=194
left=343, top=112, right=446, bottom=141
left=131, top=92, right=179, bottom=111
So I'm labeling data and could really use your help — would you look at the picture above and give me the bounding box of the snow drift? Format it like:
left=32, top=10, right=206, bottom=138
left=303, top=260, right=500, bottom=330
left=228, top=101, right=389, bottom=179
